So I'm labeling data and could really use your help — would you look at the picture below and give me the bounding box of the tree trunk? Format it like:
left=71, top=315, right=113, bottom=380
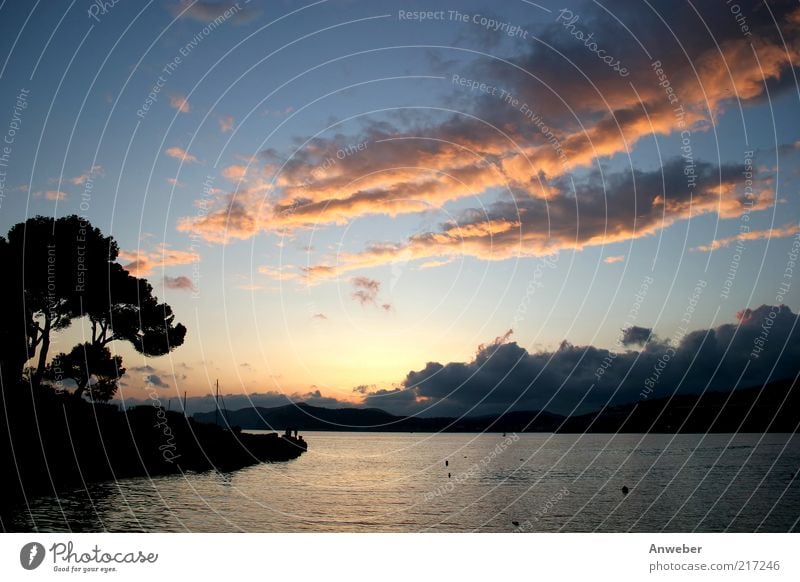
left=32, top=315, right=51, bottom=389
left=73, top=379, right=87, bottom=400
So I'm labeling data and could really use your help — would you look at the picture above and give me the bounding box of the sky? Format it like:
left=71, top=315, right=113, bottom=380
left=1, top=0, right=799, bottom=417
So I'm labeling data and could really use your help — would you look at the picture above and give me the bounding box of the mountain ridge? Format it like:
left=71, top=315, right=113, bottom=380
left=193, top=377, right=800, bottom=433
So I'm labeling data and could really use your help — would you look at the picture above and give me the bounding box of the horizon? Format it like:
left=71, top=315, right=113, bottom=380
left=126, top=373, right=796, bottom=418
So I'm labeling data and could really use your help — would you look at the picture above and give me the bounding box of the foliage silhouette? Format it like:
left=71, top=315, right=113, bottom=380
left=44, top=342, right=126, bottom=402
left=0, top=215, right=185, bottom=397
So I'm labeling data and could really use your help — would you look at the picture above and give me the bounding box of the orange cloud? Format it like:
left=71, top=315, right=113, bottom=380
left=299, top=159, right=773, bottom=280
left=222, top=164, right=248, bottom=181
left=34, top=190, right=67, bottom=201
left=692, top=223, right=800, bottom=252
left=604, top=255, right=625, bottom=264
left=169, top=94, right=191, bottom=113
left=69, top=165, right=104, bottom=185
left=118, top=243, right=200, bottom=276
left=177, top=195, right=262, bottom=244
left=219, top=115, right=235, bottom=133
left=174, top=2, right=799, bottom=279
left=238, top=283, right=266, bottom=291
left=165, top=146, right=199, bottom=164
left=418, top=258, right=455, bottom=270
left=257, top=265, right=302, bottom=281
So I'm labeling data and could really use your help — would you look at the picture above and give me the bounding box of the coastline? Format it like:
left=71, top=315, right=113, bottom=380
left=0, top=387, right=307, bottom=514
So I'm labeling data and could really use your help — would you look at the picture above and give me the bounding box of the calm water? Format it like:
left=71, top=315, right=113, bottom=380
left=5, top=432, right=800, bottom=532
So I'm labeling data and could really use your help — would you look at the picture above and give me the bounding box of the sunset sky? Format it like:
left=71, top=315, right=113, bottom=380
left=1, top=0, right=799, bottom=416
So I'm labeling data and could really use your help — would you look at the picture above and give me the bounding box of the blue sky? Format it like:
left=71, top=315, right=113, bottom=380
left=1, top=0, right=799, bottom=415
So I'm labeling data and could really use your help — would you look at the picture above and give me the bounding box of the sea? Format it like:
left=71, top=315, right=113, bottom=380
left=5, top=432, right=800, bottom=532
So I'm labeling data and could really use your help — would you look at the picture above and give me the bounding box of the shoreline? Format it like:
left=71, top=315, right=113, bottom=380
left=0, top=388, right=308, bottom=514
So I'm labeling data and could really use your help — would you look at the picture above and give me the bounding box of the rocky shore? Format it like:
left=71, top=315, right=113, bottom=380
left=0, top=387, right=307, bottom=512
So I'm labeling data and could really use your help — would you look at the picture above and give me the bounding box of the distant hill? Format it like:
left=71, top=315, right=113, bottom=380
left=193, top=402, right=565, bottom=432
left=196, top=403, right=404, bottom=431
left=194, top=377, right=800, bottom=433
left=558, top=377, right=800, bottom=433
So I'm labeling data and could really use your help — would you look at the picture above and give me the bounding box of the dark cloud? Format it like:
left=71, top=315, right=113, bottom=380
left=170, top=0, right=259, bottom=23
left=440, top=156, right=766, bottom=250
left=312, top=313, right=328, bottom=320
left=478, top=0, right=800, bottom=120
left=145, top=374, right=168, bottom=388
left=361, top=304, right=800, bottom=417
left=130, top=365, right=156, bottom=373
left=352, top=384, right=377, bottom=395
left=178, top=0, right=800, bottom=256
left=117, top=305, right=799, bottom=417
left=621, top=326, right=652, bottom=346
left=777, top=141, right=800, bottom=156
left=129, top=366, right=170, bottom=388
left=351, top=276, right=381, bottom=306
left=450, top=10, right=532, bottom=50
left=304, top=156, right=771, bottom=279
left=164, top=275, right=194, bottom=291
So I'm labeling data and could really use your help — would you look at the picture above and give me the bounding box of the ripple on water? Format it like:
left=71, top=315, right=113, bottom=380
left=5, top=433, right=799, bottom=532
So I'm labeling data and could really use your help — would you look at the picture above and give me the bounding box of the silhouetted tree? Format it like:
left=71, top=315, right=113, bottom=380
left=44, top=343, right=126, bottom=401
left=1, top=216, right=112, bottom=387
left=0, top=236, right=35, bottom=390
left=0, top=215, right=186, bottom=391
left=85, top=263, right=187, bottom=357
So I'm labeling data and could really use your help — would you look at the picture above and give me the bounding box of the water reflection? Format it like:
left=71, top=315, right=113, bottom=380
left=4, top=433, right=800, bottom=532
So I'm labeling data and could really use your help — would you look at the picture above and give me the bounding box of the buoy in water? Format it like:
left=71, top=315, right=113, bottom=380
left=445, top=459, right=449, bottom=467
left=512, top=520, right=520, bottom=527
left=448, top=472, right=451, bottom=478
left=621, top=485, right=630, bottom=495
